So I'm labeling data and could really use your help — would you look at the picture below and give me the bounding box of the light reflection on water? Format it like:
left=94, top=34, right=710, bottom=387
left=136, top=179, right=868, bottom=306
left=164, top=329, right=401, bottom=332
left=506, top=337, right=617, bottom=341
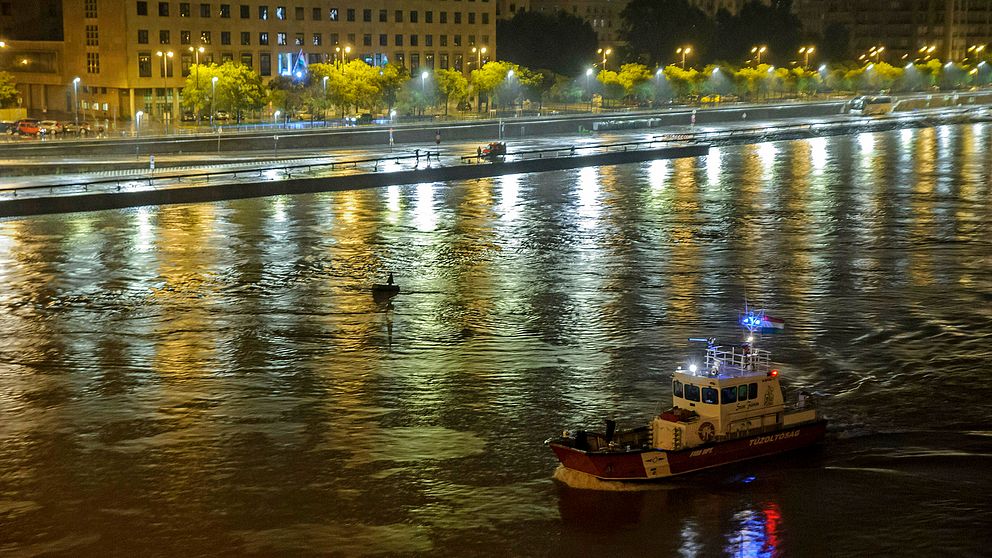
left=1, top=124, right=991, bottom=556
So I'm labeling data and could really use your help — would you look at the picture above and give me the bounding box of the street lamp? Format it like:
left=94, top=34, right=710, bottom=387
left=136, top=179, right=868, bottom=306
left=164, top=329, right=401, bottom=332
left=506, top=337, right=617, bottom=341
left=751, top=45, right=767, bottom=66
left=676, top=46, right=692, bottom=69
left=189, top=46, right=205, bottom=87
left=471, top=46, right=487, bottom=69
left=156, top=50, right=174, bottom=124
left=868, top=45, right=884, bottom=64
left=322, top=75, right=328, bottom=123
left=274, top=109, right=281, bottom=128
left=597, top=48, right=612, bottom=71
left=135, top=110, right=143, bottom=137
left=72, top=76, right=80, bottom=126
left=210, top=75, right=218, bottom=127
left=585, top=67, right=594, bottom=111
left=799, top=46, right=815, bottom=68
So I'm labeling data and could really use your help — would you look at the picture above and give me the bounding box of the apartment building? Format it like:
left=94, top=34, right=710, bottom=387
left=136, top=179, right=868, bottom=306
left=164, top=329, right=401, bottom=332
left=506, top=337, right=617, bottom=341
left=796, top=0, right=992, bottom=62
left=527, top=0, right=628, bottom=48
left=10, top=0, right=495, bottom=121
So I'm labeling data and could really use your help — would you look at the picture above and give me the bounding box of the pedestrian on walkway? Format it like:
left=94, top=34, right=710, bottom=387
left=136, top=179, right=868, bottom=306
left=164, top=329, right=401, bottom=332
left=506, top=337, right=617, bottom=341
left=435, top=130, right=441, bottom=146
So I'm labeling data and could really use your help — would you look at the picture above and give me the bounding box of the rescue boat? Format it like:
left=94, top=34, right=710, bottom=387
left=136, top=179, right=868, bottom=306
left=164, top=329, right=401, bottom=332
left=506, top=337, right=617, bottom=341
left=547, top=310, right=827, bottom=481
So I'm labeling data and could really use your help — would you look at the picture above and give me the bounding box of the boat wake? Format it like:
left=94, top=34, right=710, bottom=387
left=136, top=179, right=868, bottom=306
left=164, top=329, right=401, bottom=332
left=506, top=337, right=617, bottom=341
left=551, top=465, right=673, bottom=492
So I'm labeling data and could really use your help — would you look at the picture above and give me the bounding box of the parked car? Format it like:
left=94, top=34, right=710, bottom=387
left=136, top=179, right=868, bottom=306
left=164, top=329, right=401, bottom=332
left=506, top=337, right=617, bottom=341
left=0, top=121, right=15, bottom=135
left=181, top=111, right=196, bottom=122
left=15, top=119, right=40, bottom=136
left=38, top=120, right=64, bottom=136
left=214, top=110, right=230, bottom=120
left=63, top=121, right=105, bottom=136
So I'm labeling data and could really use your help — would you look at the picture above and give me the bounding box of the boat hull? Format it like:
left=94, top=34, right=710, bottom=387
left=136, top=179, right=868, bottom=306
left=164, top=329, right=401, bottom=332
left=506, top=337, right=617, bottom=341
left=549, top=420, right=827, bottom=481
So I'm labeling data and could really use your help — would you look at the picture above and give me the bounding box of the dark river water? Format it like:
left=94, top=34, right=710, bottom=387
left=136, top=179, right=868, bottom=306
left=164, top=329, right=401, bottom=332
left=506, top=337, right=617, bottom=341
left=1, top=124, right=991, bottom=557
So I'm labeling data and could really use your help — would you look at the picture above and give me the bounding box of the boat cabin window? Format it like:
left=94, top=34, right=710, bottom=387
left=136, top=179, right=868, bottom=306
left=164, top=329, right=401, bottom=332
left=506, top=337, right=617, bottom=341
left=721, top=386, right=737, bottom=404
left=702, top=387, right=718, bottom=404
left=749, top=382, right=758, bottom=400
left=673, top=380, right=683, bottom=398
left=738, top=384, right=748, bottom=401
left=684, top=384, right=700, bottom=402
left=736, top=382, right=759, bottom=401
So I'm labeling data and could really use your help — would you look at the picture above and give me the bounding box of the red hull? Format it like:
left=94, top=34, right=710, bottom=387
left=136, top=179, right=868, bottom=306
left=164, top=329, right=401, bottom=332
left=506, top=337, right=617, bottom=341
left=550, top=420, right=827, bottom=480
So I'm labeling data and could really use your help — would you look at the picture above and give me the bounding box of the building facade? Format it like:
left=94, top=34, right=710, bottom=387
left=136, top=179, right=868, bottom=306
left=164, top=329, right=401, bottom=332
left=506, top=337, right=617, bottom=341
left=9, top=0, right=496, bottom=122
left=527, top=0, right=628, bottom=49
left=796, top=0, right=992, bottom=62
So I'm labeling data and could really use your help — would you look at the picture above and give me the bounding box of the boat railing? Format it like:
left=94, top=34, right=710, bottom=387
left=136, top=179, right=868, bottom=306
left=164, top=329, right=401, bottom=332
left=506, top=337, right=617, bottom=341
left=705, top=345, right=770, bottom=375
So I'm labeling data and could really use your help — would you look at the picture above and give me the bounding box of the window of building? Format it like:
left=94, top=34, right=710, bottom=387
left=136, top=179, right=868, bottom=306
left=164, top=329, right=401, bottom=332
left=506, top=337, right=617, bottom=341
left=312, top=33, right=321, bottom=46
left=181, top=30, right=191, bottom=44
left=295, top=6, right=303, bottom=19
left=241, top=31, right=250, bottom=45
left=221, top=31, right=230, bottom=44
left=160, top=30, right=170, bottom=44
left=240, top=52, right=252, bottom=68
left=85, top=0, right=98, bottom=17
left=221, top=52, right=233, bottom=62
left=85, top=25, right=99, bottom=46
left=137, top=1, right=148, bottom=16
left=260, top=52, right=271, bottom=75
left=275, top=6, right=285, bottom=19
left=394, top=34, right=402, bottom=46
left=425, top=53, right=434, bottom=69
left=258, top=5, right=267, bottom=19
left=393, top=9, right=402, bottom=22
left=346, top=8, right=354, bottom=21
left=395, top=52, right=405, bottom=66
left=454, top=53, right=463, bottom=71
left=469, top=12, right=475, bottom=24
left=159, top=2, right=169, bottom=17
left=138, top=52, right=152, bottom=76
left=380, top=9, right=387, bottom=22
left=259, top=32, right=269, bottom=45
left=294, top=33, right=303, bottom=45
left=87, top=52, right=100, bottom=74
left=347, top=33, right=355, bottom=44
left=379, top=34, right=387, bottom=46
left=410, top=53, right=419, bottom=71
left=200, top=3, right=210, bottom=17
left=329, top=8, right=338, bottom=21
left=440, top=11, right=447, bottom=23
left=440, top=35, right=447, bottom=47
left=363, top=34, right=371, bottom=46
left=410, top=34, right=418, bottom=47
left=277, top=32, right=286, bottom=45
left=439, top=53, right=448, bottom=69
left=138, top=29, right=149, bottom=44
left=469, top=35, right=475, bottom=46
left=482, top=13, right=489, bottom=24
left=363, top=8, right=371, bottom=22
left=425, top=11, right=432, bottom=23
left=201, top=31, right=211, bottom=44
left=453, top=34, right=461, bottom=47
left=312, top=7, right=320, bottom=20
left=721, top=387, right=738, bottom=404
left=454, top=12, right=461, bottom=24
left=411, top=11, right=418, bottom=23
left=330, top=32, right=338, bottom=44
left=220, top=4, right=230, bottom=17
left=240, top=4, right=249, bottom=18
left=684, top=384, right=700, bottom=402
left=425, top=34, right=432, bottom=47
left=179, top=2, right=190, bottom=16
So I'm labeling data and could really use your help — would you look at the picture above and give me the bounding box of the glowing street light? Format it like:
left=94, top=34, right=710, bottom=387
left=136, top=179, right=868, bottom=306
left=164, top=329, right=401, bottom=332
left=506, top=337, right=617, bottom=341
left=135, top=110, right=143, bottom=137
left=72, top=76, right=81, bottom=126
left=597, top=48, right=612, bottom=71
left=471, top=45, right=488, bottom=69
left=677, top=46, right=692, bottom=69
left=274, top=109, right=281, bottom=127
left=868, top=45, right=885, bottom=64
left=751, top=45, right=767, bottom=66
left=799, top=46, right=815, bottom=68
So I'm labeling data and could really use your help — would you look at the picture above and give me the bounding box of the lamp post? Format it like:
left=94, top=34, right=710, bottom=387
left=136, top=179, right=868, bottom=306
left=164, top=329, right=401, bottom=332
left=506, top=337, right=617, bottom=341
left=135, top=110, right=143, bottom=138
left=420, top=70, right=429, bottom=115
left=322, top=75, right=328, bottom=124
left=471, top=46, right=487, bottom=69
left=210, top=75, right=218, bottom=127
left=156, top=50, right=174, bottom=126
left=751, top=45, right=767, bottom=66
left=597, top=48, right=612, bottom=71
left=585, top=67, right=594, bottom=111
left=274, top=109, right=281, bottom=128
left=868, top=45, right=884, bottom=64
left=799, top=46, right=815, bottom=68
left=676, top=46, right=692, bottom=69
left=72, top=77, right=80, bottom=126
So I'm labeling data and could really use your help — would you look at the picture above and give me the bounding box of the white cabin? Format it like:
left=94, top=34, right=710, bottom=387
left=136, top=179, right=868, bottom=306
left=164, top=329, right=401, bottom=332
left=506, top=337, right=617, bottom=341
left=651, top=344, right=817, bottom=450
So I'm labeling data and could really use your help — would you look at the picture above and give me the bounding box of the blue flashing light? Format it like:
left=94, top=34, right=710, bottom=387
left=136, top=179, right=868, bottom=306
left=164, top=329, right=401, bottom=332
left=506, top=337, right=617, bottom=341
left=740, top=311, right=763, bottom=331
left=742, top=475, right=756, bottom=484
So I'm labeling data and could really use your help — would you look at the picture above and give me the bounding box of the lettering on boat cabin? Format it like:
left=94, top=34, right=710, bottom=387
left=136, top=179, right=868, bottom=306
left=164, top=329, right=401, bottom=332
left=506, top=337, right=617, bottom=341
left=749, top=430, right=801, bottom=447
left=689, top=448, right=713, bottom=457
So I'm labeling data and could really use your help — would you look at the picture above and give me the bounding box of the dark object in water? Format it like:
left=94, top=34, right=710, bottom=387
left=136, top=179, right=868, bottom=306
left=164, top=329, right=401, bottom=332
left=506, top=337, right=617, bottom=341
left=372, top=283, right=400, bottom=301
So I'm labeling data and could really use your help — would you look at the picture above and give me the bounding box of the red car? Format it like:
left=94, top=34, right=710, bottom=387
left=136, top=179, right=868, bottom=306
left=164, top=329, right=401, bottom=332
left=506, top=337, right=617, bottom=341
left=15, top=119, right=40, bottom=136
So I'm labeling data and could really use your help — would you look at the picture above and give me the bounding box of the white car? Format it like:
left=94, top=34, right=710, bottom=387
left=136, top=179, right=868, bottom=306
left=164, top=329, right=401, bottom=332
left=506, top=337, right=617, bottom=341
left=38, top=120, right=64, bottom=135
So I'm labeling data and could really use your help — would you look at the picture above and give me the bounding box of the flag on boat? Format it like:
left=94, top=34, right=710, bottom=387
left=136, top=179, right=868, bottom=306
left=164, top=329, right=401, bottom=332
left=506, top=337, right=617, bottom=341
left=760, top=315, right=785, bottom=334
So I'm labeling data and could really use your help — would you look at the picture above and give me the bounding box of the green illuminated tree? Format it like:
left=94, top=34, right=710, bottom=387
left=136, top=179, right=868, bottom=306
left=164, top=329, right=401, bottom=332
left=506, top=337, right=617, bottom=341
left=0, top=71, right=20, bottom=108
left=435, top=68, right=468, bottom=115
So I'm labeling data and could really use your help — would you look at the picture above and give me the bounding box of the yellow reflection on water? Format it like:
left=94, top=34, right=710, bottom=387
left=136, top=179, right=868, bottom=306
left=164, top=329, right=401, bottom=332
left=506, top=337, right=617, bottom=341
left=577, top=166, right=601, bottom=228
left=414, top=183, right=438, bottom=232
left=648, top=159, right=670, bottom=191
left=497, top=173, right=521, bottom=222
left=705, top=147, right=721, bottom=185
left=908, top=127, right=936, bottom=287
